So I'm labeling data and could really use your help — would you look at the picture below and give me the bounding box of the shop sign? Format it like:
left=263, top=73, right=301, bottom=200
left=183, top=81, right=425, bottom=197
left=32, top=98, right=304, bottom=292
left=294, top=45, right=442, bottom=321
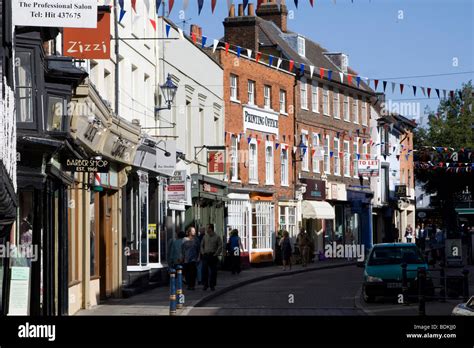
left=358, top=159, right=379, bottom=177
left=8, top=267, right=31, bottom=315
left=63, top=11, right=110, bottom=59
left=12, top=0, right=98, bottom=28
left=243, top=106, right=279, bottom=135
left=156, top=140, right=177, bottom=177
left=64, top=158, right=110, bottom=173
left=148, top=224, right=157, bottom=240
left=395, top=184, right=408, bottom=198
left=207, top=149, right=225, bottom=175
left=167, top=170, right=186, bottom=202
left=203, top=183, right=219, bottom=193
left=301, top=179, right=326, bottom=201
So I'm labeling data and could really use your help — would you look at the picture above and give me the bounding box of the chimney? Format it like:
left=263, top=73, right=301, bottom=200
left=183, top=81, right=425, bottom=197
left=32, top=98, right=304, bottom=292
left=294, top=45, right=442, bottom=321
left=256, top=0, right=288, bottom=32
left=224, top=1, right=259, bottom=54
left=229, top=4, right=235, bottom=17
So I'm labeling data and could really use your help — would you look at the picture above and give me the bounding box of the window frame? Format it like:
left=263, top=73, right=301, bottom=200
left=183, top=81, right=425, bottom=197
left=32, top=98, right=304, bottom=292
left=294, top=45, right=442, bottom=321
left=343, top=93, right=350, bottom=122
left=362, top=97, right=368, bottom=126
left=264, top=85, right=272, bottom=110
left=230, top=74, right=239, bottom=101
left=300, top=79, right=308, bottom=110
left=281, top=147, right=289, bottom=186
left=265, top=141, right=274, bottom=185
left=311, top=82, right=319, bottom=113
left=353, top=139, right=359, bottom=178
left=353, top=96, right=359, bottom=124
left=323, top=85, right=329, bottom=116
left=248, top=80, right=256, bottom=105
left=312, top=133, right=320, bottom=173
left=333, top=88, right=340, bottom=119
left=231, top=135, right=239, bottom=182
left=301, top=131, right=309, bottom=172
left=334, top=137, right=341, bottom=176
left=249, top=139, right=258, bottom=184
left=279, top=89, right=287, bottom=114
left=343, top=140, right=351, bottom=177
left=324, top=135, right=331, bottom=175
left=298, top=36, right=306, bottom=57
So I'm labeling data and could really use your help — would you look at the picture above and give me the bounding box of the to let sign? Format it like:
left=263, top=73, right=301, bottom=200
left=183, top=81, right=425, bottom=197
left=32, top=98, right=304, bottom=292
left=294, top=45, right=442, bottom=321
left=207, top=150, right=225, bottom=175
left=12, top=0, right=98, bottom=28
left=63, top=10, right=111, bottom=60
left=358, top=159, right=379, bottom=177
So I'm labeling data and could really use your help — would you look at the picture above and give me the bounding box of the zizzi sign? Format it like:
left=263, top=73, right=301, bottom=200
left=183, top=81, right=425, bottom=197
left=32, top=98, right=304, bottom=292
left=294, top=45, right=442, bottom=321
left=12, top=0, right=98, bottom=28
left=64, top=158, right=110, bottom=173
left=243, top=106, right=279, bottom=135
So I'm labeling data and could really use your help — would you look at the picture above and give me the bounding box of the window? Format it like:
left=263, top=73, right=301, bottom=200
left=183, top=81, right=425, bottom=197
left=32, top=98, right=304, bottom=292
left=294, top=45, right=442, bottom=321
left=344, top=141, right=350, bottom=177
left=298, top=36, right=305, bottom=57
left=301, top=132, right=309, bottom=171
left=265, top=143, right=274, bottom=184
left=381, top=127, right=389, bottom=155
left=281, top=148, right=289, bottom=186
left=362, top=98, right=368, bottom=125
left=353, top=139, right=359, bottom=177
left=334, top=138, right=340, bottom=176
left=381, top=165, right=389, bottom=203
left=279, top=90, right=286, bottom=113
left=230, top=74, right=238, bottom=100
left=231, top=135, right=239, bottom=181
left=15, top=51, right=35, bottom=123
left=343, top=93, right=350, bottom=121
left=324, top=135, right=330, bottom=174
left=300, top=80, right=308, bottom=109
left=46, top=96, right=66, bottom=132
left=312, top=83, right=319, bottom=113
left=248, top=80, right=255, bottom=105
left=251, top=202, right=273, bottom=249
left=353, top=96, right=359, bottom=123
left=312, top=133, right=320, bottom=173
left=323, top=85, right=329, bottom=115
left=333, top=88, right=340, bottom=119
left=264, top=85, right=272, bottom=109
left=280, top=206, right=296, bottom=238
left=249, top=141, right=258, bottom=183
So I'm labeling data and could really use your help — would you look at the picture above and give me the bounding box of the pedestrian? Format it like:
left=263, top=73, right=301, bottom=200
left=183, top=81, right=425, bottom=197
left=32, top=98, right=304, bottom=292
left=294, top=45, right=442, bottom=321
left=279, top=231, right=292, bottom=270
left=405, top=225, right=414, bottom=243
left=196, top=227, right=206, bottom=285
left=182, top=227, right=200, bottom=290
left=167, top=231, right=185, bottom=269
left=227, top=229, right=244, bottom=275
left=296, top=228, right=311, bottom=267
left=417, top=223, right=426, bottom=251
left=200, top=224, right=223, bottom=291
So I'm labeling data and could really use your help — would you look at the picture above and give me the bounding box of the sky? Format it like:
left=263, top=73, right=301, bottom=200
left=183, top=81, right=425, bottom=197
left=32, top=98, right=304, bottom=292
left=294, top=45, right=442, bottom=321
left=162, top=0, right=474, bottom=126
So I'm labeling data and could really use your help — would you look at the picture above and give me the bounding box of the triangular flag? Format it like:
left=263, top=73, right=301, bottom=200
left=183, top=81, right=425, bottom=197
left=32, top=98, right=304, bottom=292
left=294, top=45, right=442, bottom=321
left=383, top=81, right=387, bottom=92
left=356, top=76, right=361, bottom=87
left=191, top=32, right=197, bottom=44
left=119, top=9, right=126, bottom=23
left=400, top=84, right=404, bottom=94
left=243, top=0, right=249, bottom=11
left=256, top=52, right=262, bottom=63
left=198, top=0, right=204, bottom=14
left=168, top=0, right=175, bottom=15
left=225, top=43, right=230, bottom=54
left=211, top=0, right=217, bottom=13
left=247, top=49, right=252, bottom=59
left=310, top=66, right=315, bottom=78
left=339, top=72, right=344, bottom=83
left=320, top=68, right=324, bottom=79
left=201, top=36, right=207, bottom=48
left=300, top=63, right=305, bottom=74
left=443, top=90, right=447, bottom=99
left=374, top=79, right=379, bottom=91
left=347, top=75, right=353, bottom=85
left=427, top=88, right=431, bottom=98
left=165, top=24, right=171, bottom=37
left=275, top=143, right=280, bottom=150
left=289, top=60, right=294, bottom=72
left=294, top=0, right=299, bottom=8
left=436, top=89, right=440, bottom=98
left=131, top=0, right=137, bottom=13
left=237, top=46, right=241, bottom=58
left=269, top=55, right=274, bottom=66
left=149, top=19, right=156, bottom=31
left=277, top=58, right=282, bottom=69
left=178, top=28, right=184, bottom=40
left=119, top=0, right=124, bottom=9
left=327, top=70, right=332, bottom=81
left=391, top=82, right=396, bottom=94
left=213, top=39, right=219, bottom=53
left=413, top=86, right=417, bottom=96
left=310, top=0, right=314, bottom=6
left=247, top=137, right=251, bottom=144
left=421, top=87, right=426, bottom=96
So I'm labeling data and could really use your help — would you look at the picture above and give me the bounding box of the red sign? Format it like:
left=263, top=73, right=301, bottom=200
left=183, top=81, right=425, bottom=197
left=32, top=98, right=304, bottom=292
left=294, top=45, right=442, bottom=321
left=203, top=183, right=219, bottom=193
left=207, top=150, right=225, bottom=175
left=63, top=11, right=110, bottom=60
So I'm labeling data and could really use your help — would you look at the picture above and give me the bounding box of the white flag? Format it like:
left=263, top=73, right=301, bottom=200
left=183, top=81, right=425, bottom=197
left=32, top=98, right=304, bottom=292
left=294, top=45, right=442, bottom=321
left=310, top=65, right=315, bottom=78
left=391, top=82, right=396, bottom=94
left=339, top=72, right=344, bottom=83
left=144, top=0, right=150, bottom=15
left=277, top=58, right=282, bottom=69
left=421, top=87, right=426, bottom=97
left=213, top=39, right=219, bottom=52
left=178, top=28, right=184, bottom=40
left=247, top=49, right=252, bottom=59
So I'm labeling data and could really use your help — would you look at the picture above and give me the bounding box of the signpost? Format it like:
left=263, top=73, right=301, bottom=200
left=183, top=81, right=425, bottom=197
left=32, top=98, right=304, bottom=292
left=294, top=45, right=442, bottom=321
left=12, top=0, right=98, bottom=28
left=358, top=159, right=379, bottom=177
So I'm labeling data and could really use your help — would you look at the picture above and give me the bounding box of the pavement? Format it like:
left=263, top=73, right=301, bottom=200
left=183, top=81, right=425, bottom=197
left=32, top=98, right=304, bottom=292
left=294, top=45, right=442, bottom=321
left=76, top=258, right=356, bottom=316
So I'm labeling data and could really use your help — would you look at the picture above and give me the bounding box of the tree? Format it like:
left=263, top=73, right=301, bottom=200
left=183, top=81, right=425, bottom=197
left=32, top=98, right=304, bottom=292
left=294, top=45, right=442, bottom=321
left=414, top=82, right=473, bottom=231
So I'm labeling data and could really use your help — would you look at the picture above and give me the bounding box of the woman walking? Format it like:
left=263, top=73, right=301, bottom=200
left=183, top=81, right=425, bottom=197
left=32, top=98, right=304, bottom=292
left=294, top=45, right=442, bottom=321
left=228, top=229, right=244, bottom=275
left=279, top=231, right=292, bottom=271
left=182, top=227, right=200, bottom=290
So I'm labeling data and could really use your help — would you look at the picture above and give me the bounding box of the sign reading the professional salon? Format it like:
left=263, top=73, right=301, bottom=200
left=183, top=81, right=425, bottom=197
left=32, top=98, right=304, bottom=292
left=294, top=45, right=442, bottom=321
left=64, top=158, right=110, bottom=173
left=12, top=0, right=98, bottom=28
left=63, top=10, right=110, bottom=59
left=301, top=179, right=326, bottom=201
left=167, top=170, right=186, bottom=202
left=358, top=159, right=379, bottom=177
left=243, top=106, right=279, bottom=136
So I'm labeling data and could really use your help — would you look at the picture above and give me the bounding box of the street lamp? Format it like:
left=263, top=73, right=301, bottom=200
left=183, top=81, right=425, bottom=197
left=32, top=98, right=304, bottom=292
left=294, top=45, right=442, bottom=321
left=156, top=74, right=178, bottom=114
left=293, top=137, right=307, bottom=163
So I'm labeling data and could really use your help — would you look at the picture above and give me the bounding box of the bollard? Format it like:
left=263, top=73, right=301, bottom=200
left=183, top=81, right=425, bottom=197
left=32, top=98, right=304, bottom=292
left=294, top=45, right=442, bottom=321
left=462, top=269, right=470, bottom=302
left=418, top=267, right=426, bottom=316
left=176, top=265, right=184, bottom=309
left=439, top=264, right=446, bottom=303
left=169, top=268, right=177, bottom=316
left=401, top=262, right=409, bottom=305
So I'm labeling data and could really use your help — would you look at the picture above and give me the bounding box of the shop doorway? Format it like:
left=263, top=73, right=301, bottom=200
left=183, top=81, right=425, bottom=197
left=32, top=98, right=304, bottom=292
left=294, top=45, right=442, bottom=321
left=99, top=192, right=113, bottom=299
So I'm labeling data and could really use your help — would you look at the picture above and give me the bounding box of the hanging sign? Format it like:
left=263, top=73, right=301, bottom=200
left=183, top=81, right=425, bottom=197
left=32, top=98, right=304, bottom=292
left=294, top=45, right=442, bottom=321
left=63, top=10, right=111, bottom=59
left=207, top=149, right=226, bottom=175
left=64, top=158, right=110, bottom=173
left=358, top=159, right=379, bottom=177
left=12, top=0, right=98, bottom=28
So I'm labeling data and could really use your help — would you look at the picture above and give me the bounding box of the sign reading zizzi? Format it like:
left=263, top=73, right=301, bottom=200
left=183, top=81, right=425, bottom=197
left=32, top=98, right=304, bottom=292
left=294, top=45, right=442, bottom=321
left=243, top=106, right=279, bottom=135
left=12, top=0, right=98, bottom=28
left=358, top=159, right=379, bottom=177
left=65, top=158, right=110, bottom=173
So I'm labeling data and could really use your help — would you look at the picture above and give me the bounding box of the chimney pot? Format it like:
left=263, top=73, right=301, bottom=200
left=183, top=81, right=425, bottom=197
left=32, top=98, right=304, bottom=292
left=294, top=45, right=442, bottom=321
left=248, top=3, right=255, bottom=16
left=229, top=4, right=235, bottom=17
left=238, top=4, right=244, bottom=16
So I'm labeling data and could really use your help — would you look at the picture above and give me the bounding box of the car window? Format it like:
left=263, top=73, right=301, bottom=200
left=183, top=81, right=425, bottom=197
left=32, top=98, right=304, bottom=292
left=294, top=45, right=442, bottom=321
left=368, top=246, right=425, bottom=266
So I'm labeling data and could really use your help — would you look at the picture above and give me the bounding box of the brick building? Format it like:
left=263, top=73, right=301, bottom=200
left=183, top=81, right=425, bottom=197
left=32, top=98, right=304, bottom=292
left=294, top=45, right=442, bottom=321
left=215, top=33, right=296, bottom=264
left=223, top=0, right=377, bottom=255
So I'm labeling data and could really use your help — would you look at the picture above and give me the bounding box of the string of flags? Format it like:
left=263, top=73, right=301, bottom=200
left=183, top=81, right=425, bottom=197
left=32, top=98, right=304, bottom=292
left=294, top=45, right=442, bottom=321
left=415, top=161, right=473, bottom=173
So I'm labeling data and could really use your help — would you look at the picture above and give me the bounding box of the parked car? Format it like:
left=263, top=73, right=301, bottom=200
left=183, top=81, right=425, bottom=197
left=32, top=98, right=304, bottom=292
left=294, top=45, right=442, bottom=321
left=452, top=296, right=474, bottom=316
left=362, top=243, right=431, bottom=303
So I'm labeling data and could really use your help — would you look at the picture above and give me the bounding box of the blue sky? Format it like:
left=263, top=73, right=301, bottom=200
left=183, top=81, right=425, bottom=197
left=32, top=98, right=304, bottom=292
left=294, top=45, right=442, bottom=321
left=165, top=0, right=474, bottom=125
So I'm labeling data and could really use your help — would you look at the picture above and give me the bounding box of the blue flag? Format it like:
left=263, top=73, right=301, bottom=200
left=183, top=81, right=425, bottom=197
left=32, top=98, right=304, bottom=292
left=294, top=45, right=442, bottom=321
left=119, top=0, right=124, bottom=9
left=327, top=70, right=332, bottom=81
left=202, top=36, right=207, bottom=48
left=300, top=63, right=305, bottom=74
left=156, top=0, right=162, bottom=13
left=165, top=24, right=171, bottom=37
left=243, top=0, right=249, bottom=11
left=237, top=46, right=241, bottom=58
left=119, top=9, right=126, bottom=23
left=269, top=55, right=274, bottom=66
left=356, top=76, right=361, bottom=87
left=198, top=0, right=204, bottom=14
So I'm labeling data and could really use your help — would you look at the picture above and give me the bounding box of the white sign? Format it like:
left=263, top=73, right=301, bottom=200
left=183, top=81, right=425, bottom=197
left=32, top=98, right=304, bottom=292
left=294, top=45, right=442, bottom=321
left=167, top=170, right=187, bottom=202
left=8, top=267, right=31, bottom=316
left=12, top=0, right=98, bottom=28
left=243, top=105, right=279, bottom=135
left=358, top=159, right=380, bottom=177
left=156, top=140, right=177, bottom=177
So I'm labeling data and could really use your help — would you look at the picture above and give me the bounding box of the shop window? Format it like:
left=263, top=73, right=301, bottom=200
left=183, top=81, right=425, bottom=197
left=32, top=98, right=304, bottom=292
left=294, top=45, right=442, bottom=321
left=13, top=190, right=35, bottom=267
left=251, top=202, right=273, bottom=250
left=46, top=95, right=66, bottom=132
left=15, top=50, right=35, bottom=125
left=279, top=206, right=296, bottom=238
left=228, top=200, right=249, bottom=251
left=68, top=186, right=80, bottom=284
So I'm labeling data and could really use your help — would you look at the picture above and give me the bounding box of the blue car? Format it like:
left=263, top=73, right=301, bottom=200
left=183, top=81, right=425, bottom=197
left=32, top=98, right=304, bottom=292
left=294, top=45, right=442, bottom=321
left=362, top=243, right=430, bottom=303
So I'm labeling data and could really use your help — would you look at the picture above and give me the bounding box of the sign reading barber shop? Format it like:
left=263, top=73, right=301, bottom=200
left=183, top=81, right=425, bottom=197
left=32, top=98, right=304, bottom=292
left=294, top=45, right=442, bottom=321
left=12, top=0, right=98, bottom=28
left=243, top=106, right=279, bottom=135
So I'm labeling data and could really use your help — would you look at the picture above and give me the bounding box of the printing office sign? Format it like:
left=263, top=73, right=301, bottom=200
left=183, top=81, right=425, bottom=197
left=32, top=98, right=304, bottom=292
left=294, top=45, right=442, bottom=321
left=63, top=10, right=110, bottom=59
left=12, top=0, right=98, bottom=28
left=243, top=106, right=279, bottom=136
left=358, top=159, right=379, bottom=177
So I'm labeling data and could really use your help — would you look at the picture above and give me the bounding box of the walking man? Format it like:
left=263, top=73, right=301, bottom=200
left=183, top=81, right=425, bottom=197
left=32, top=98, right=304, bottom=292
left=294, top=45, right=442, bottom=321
left=200, top=224, right=223, bottom=291
left=296, top=228, right=311, bottom=267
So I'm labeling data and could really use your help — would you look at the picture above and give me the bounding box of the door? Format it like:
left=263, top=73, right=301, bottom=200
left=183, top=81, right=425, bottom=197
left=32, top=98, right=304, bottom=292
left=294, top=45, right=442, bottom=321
left=99, top=192, right=113, bottom=299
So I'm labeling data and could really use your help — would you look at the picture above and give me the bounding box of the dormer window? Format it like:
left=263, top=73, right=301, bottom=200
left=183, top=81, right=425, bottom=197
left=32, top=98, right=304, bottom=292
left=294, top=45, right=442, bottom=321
left=298, top=36, right=305, bottom=57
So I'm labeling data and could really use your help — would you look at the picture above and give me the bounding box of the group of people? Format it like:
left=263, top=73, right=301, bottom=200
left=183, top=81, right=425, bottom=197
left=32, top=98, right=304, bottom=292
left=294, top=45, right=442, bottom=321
left=167, top=224, right=223, bottom=291
left=279, top=229, right=313, bottom=270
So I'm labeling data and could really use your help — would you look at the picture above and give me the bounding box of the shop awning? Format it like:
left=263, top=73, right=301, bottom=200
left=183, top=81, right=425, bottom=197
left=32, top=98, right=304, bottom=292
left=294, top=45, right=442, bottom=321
left=455, top=208, right=474, bottom=215
left=301, top=200, right=335, bottom=220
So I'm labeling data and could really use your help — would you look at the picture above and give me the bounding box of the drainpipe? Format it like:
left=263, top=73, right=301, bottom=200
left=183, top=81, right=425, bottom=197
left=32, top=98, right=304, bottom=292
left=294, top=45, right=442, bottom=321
left=113, top=0, right=120, bottom=115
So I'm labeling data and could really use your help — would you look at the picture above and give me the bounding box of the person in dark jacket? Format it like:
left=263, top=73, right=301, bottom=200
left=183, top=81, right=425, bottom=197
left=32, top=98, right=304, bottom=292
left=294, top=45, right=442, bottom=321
left=182, top=227, right=200, bottom=290
left=227, top=229, right=244, bottom=275
left=279, top=231, right=292, bottom=270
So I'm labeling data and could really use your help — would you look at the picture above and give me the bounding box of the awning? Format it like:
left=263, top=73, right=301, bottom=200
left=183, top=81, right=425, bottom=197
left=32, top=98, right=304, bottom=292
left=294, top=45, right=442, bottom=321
left=456, top=208, right=474, bottom=215
left=302, top=200, right=335, bottom=220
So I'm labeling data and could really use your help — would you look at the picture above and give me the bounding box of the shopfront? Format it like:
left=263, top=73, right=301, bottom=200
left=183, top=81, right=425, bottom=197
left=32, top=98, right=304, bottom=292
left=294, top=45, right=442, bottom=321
left=347, top=186, right=374, bottom=251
